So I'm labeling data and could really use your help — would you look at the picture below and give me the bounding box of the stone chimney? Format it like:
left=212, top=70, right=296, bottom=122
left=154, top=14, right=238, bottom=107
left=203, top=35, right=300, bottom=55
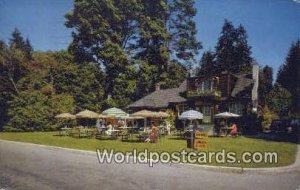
left=251, top=63, right=259, bottom=112
left=155, top=83, right=161, bottom=91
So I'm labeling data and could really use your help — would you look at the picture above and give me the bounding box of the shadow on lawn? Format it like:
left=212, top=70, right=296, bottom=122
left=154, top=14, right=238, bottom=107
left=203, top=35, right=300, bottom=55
left=244, top=132, right=300, bottom=144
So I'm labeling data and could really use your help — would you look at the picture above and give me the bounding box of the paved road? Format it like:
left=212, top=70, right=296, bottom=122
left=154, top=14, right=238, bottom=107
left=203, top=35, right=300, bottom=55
left=0, top=140, right=300, bottom=190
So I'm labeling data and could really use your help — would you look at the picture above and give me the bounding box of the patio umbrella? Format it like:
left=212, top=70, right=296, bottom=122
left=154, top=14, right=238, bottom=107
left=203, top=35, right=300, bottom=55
left=179, top=110, right=203, bottom=120
left=214, top=112, right=240, bottom=118
left=102, top=107, right=127, bottom=117
left=98, top=114, right=110, bottom=119
left=116, top=115, right=143, bottom=120
left=179, top=110, right=203, bottom=136
left=157, top=111, right=170, bottom=118
left=115, top=115, right=144, bottom=129
left=131, top=110, right=169, bottom=131
left=55, top=113, right=76, bottom=119
left=76, top=109, right=100, bottom=119
left=131, top=110, right=159, bottom=118
left=55, top=113, right=76, bottom=129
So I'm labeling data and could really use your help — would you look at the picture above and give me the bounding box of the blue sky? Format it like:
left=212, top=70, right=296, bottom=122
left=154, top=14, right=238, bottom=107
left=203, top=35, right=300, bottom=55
left=0, top=0, right=299, bottom=79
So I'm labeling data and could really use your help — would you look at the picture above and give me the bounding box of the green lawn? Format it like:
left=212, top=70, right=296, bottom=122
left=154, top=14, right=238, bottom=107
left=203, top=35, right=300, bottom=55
left=0, top=132, right=297, bottom=168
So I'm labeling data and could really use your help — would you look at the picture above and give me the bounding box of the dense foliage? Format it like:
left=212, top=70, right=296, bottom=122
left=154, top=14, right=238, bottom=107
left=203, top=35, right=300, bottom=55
left=0, top=1, right=298, bottom=132
left=197, top=20, right=253, bottom=75
left=276, top=40, right=300, bottom=117
left=0, top=31, right=106, bottom=131
left=65, top=0, right=199, bottom=101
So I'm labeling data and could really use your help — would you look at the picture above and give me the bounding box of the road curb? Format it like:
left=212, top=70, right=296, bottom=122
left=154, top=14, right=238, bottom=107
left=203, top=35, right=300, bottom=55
left=0, top=139, right=299, bottom=174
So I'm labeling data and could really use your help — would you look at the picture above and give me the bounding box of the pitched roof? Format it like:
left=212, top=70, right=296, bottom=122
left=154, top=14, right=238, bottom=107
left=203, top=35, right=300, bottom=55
left=231, top=74, right=254, bottom=97
left=178, top=79, right=187, bottom=92
left=128, top=81, right=187, bottom=109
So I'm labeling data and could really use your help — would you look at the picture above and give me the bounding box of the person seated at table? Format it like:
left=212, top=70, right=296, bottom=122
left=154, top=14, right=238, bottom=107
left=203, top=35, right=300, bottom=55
left=192, top=120, right=199, bottom=131
left=105, top=122, right=113, bottom=135
left=228, top=123, right=238, bottom=137
left=219, top=119, right=228, bottom=136
left=96, top=124, right=103, bottom=134
left=145, top=122, right=159, bottom=142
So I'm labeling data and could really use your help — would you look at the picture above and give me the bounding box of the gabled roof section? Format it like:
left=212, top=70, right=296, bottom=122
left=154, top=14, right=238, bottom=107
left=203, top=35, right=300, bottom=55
left=231, top=74, right=254, bottom=97
left=128, top=88, right=186, bottom=109
left=128, top=81, right=187, bottom=109
left=178, top=79, right=187, bottom=92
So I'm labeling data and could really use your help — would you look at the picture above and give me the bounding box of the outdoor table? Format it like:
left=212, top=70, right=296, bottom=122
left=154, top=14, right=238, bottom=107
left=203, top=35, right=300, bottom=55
left=97, top=127, right=107, bottom=134
left=107, top=129, right=120, bottom=139
left=137, top=131, right=149, bottom=142
left=59, top=127, right=72, bottom=136
left=119, top=126, right=132, bottom=130
left=119, top=127, right=139, bottom=141
left=111, top=129, right=120, bottom=135
left=220, top=127, right=229, bottom=136
left=69, top=127, right=96, bottom=138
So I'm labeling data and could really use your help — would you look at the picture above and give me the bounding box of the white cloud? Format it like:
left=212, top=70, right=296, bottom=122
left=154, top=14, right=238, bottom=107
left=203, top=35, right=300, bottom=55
left=293, top=0, right=300, bottom=4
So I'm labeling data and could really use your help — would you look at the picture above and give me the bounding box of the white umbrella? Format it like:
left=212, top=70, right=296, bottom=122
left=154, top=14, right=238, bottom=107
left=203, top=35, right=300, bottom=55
left=179, top=110, right=203, bottom=120
left=214, top=112, right=240, bottom=118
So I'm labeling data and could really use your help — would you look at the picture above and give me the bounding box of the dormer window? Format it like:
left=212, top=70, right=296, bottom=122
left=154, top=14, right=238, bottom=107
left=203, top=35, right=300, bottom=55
left=196, top=79, right=214, bottom=91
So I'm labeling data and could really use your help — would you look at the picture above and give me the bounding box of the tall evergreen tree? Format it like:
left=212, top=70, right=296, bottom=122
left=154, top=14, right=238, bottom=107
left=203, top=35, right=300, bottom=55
left=169, top=0, right=202, bottom=71
left=276, top=40, right=300, bottom=115
left=267, top=84, right=292, bottom=117
left=258, top=65, right=273, bottom=106
left=233, top=25, right=252, bottom=73
left=24, top=38, right=33, bottom=60
left=197, top=51, right=216, bottom=76
left=214, top=20, right=235, bottom=73
left=135, top=0, right=169, bottom=84
left=215, top=20, right=253, bottom=73
left=0, top=39, right=29, bottom=130
left=9, top=28, right=25, bottom=50
left=9, top=28, right=33, bottom=60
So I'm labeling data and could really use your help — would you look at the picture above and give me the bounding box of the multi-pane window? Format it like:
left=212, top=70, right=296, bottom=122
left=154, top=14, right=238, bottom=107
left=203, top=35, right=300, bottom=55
left=195, top=80, right=214, bottom=91
left=178, top=104, right=188, bottom=115
left=202, top=106, right=211, bottom=116
left=229, top=102, right=244, bottom=115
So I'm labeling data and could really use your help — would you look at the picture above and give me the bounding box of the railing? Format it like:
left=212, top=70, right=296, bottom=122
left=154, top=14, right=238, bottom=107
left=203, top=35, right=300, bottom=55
left=187, top=89, right=221, bottom=98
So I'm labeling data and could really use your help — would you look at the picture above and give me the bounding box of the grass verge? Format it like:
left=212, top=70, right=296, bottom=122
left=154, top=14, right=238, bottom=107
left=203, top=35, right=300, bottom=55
left=0, top=132, right=297, bottom=168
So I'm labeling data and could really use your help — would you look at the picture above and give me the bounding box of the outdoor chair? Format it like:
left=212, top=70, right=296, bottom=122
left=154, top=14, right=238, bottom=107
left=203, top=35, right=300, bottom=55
left=137, top=132, right=148, bottom=142
left=96, top=128, right=103, bottom=135
left=69, top=128, right=80, bottom=138
left=86, top=129, right=96, bottom=138
left=120, top=130, right=129, bottom=141
left=95, top=133, right=103, bottom=140
left=110, top=132, right=118, bottom=140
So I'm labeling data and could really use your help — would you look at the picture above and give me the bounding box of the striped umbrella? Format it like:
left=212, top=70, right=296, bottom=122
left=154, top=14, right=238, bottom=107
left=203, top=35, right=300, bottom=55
left=179, top=110, right=203, bottom=120
left=102, top=107, right=127, bottom=117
